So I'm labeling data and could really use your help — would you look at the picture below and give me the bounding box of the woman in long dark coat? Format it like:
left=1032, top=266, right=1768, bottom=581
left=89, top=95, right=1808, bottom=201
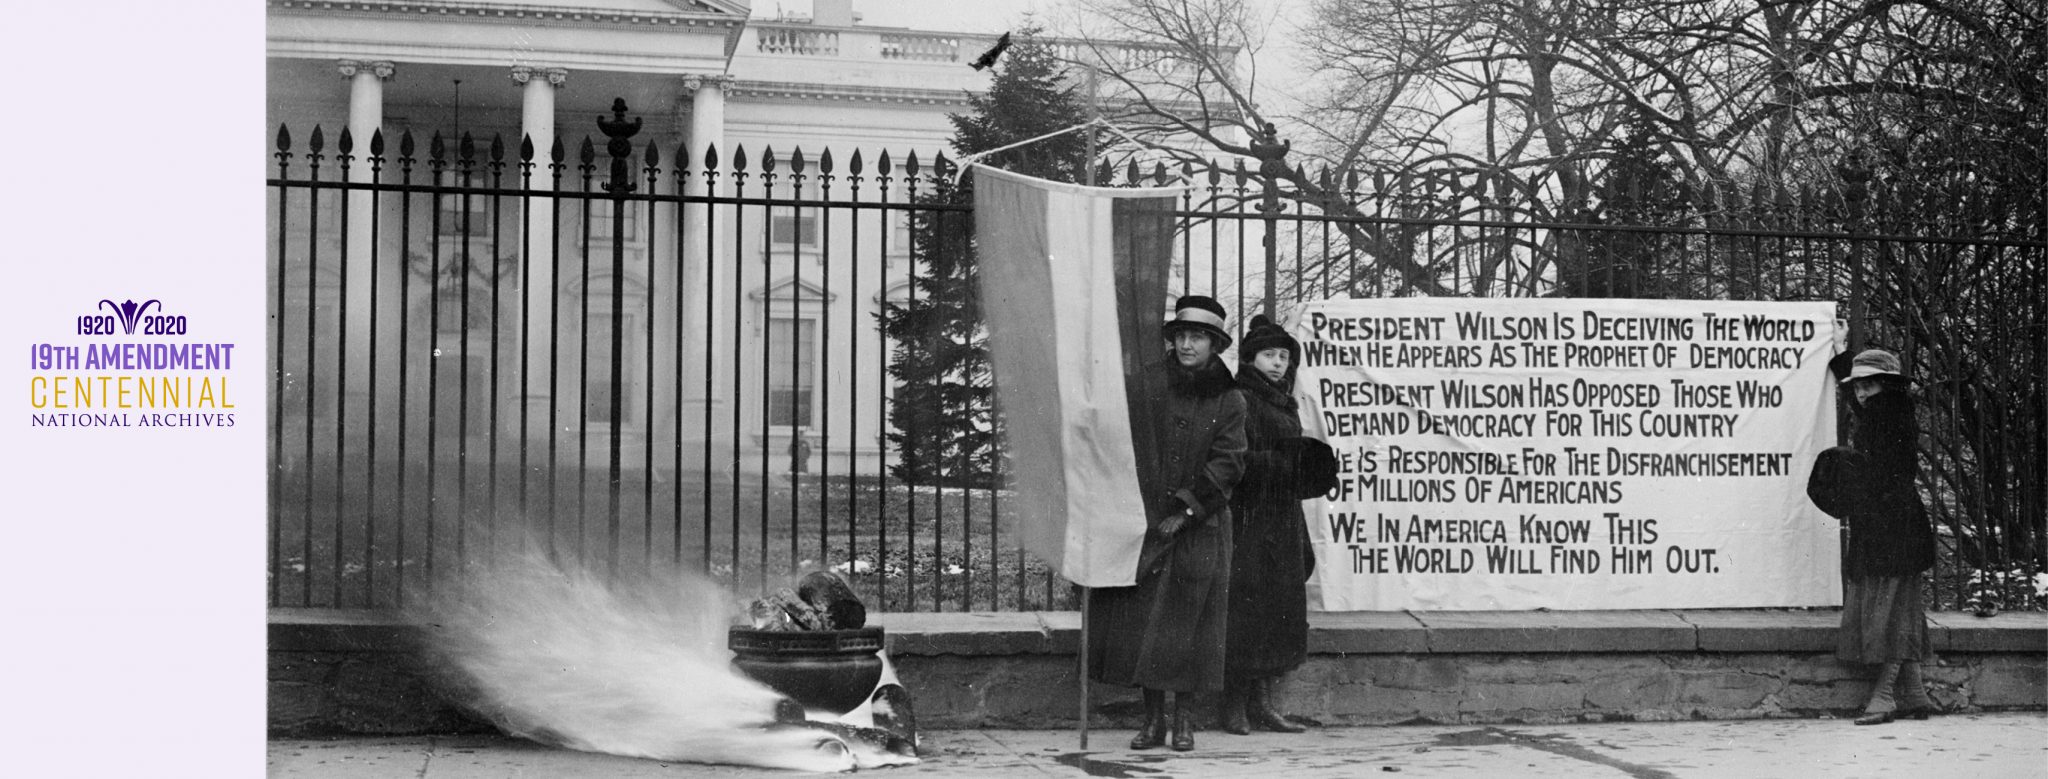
left=1219, top=314, right=1337, bottom=734
left=1832, top=348, right=1938, bottom=725
left=1088, top=295, right=1247, bottom=753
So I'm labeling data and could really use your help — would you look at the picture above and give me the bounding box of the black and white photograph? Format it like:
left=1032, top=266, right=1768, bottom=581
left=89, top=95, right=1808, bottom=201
left=6, top=0, right=2042, bottom=775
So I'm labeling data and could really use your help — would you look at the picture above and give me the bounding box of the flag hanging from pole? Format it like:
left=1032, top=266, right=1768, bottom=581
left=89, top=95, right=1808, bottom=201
left=972, top=165, right=1185, bottom=588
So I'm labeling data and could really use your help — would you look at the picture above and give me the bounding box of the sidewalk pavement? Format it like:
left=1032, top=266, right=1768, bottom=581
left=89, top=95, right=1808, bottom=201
left=271, top=712, right=2046, bottom=778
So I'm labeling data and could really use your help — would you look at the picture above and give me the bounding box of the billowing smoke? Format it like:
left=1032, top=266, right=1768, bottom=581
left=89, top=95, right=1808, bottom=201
left=417, top=550, right=906, bottom=772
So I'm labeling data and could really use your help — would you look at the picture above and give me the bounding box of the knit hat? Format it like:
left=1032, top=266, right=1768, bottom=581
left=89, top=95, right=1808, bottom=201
left=1238, top=314, right=1299, bottom=367
left=1162, top=295, right=1232, bottom=350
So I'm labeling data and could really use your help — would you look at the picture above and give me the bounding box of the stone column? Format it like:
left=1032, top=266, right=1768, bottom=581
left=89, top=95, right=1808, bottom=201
left=338, top=60, right=394, bottom=425
left=511, top=65, right=568, bottom=448
left=679, top=74, right=732, bottom=478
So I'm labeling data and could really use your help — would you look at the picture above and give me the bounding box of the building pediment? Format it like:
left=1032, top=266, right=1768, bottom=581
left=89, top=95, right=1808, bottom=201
left=874, top=278, right=911, bottom=304
left=663, top=0, right=749, bottom=15
left=561, top=268, right=650, bottom=298
left=750, top=276, right=836, bottom=303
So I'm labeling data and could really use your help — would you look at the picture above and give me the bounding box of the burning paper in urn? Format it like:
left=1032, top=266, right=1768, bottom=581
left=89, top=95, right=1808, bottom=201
left=418, top=551, right=917, bottom=772
left=750, top=570, right=870, bottom=631
left=736, top=569, right=919, bottom=761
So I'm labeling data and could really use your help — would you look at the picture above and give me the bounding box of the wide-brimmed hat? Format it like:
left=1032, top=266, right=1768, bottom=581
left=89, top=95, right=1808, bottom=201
left=1838, top=348, right=1905, bottom=384
left=1238, top=314, right=1298, bottom=366
left=1162, top=295, right=1232, bottom=350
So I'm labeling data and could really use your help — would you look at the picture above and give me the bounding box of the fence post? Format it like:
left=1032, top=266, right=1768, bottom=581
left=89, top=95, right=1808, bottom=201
left=1838, top=157, right=1872, bottom=353
left=1250, top=122, right=1290, bottom=319
left=599, top=98, right=642, bottom=577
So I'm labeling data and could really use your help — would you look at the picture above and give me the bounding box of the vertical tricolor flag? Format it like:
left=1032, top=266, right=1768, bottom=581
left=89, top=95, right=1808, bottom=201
left=972, top=166, right=1185, bottom=587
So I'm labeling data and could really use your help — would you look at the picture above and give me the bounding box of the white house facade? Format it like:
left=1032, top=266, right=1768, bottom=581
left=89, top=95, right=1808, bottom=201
left=267, top=0, right=1026, bottom=480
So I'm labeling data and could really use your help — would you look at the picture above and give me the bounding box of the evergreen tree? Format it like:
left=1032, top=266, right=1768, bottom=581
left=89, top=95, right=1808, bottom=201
left=1567, top=116, right=1689, bottom=298
left=880, top=31, right=1103, bottom=487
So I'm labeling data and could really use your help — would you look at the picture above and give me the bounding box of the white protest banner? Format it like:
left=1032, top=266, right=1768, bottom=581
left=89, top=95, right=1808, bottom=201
left=1295, top=298, right=1842, bottom=610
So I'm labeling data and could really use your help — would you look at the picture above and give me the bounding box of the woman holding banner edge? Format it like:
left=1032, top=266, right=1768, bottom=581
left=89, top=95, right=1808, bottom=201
left=1087, top=295, right=1247, bottom=752
left=1827, top=348, right=1939, bottom=725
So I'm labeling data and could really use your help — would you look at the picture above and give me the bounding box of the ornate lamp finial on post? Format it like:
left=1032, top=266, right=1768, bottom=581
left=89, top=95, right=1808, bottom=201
left=1249, top=121, right=1291, bottom=318
left=1250, top=121, right=1291, bottom=180
left=599, top=97, right=643, bottom=193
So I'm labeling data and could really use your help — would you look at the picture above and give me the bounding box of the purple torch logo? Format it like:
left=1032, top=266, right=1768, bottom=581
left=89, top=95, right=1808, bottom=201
left=97, top=299, right=161, bottom=335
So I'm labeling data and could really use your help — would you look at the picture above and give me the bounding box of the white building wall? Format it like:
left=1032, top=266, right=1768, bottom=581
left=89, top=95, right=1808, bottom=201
left=270, top=1, right=1218, bottom=480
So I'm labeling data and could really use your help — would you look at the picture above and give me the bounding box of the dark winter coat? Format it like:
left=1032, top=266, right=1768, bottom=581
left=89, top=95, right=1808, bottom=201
left=1087, top=355, right=1247, bottom=692
left=1223, top=366, right=1320, bottom=681
left=1843, top=388, right=1935, bottom=578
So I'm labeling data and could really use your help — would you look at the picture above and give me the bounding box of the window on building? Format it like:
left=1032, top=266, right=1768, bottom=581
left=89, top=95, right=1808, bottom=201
left=437, top=193, right=495, bottom=239
left=765, top=317, right=817, bottom=428
left=585, top=199, right=641, bottom=242
left=890, top=209, right=914, bottom=255
left=769, top=178, right=822, bottom=248
left=582, top=308, right=638, bottom=427
left=421, top=288, right=497, bottom=440
left=432, top=287, right=494, bottom=334
left=770, top=213, right=820, bottom=247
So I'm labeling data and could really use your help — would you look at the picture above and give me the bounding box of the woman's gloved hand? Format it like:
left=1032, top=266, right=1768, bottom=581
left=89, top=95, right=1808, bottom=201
left=1157, top=494, right=1190, bottom=536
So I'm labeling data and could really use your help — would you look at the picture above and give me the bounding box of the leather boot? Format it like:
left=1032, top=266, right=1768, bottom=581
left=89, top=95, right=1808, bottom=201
left=1219, top=682, right=1251, bottom=735
left=1855, top=662, right=1900, bottom=725
left=1248, top=677, right=1307, bottom=733
left=1170, top=695, right=1196, bottom=751
left=1130, top=689, right=1167, bottom=749
left=1896, top=662, right=1937, bottom=719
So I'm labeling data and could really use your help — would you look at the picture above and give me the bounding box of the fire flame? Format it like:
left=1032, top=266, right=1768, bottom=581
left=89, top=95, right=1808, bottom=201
left=417, top=551, right=894, bottom=772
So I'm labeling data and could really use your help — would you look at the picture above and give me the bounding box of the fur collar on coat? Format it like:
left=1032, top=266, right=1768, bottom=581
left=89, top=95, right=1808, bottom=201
left=1235, top=363, right=1298, bottom=412
left=1165, top=355, right=1236, bottom=399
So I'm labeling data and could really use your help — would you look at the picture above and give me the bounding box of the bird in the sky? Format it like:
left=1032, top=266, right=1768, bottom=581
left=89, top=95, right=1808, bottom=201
left=969, top=31, right=1012, bottom=71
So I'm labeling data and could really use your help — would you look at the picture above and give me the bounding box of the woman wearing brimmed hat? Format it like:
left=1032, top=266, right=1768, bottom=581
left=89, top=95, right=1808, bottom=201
left=1218, top=314, right=1340, bottom=736
left=1827, top=348, right=1938, bottom=724
left=1088, top=295, right=1247, bottom=752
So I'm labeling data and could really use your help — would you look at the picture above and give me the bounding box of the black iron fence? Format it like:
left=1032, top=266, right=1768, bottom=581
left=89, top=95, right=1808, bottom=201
left=268, top=102, right=2046, bottom=613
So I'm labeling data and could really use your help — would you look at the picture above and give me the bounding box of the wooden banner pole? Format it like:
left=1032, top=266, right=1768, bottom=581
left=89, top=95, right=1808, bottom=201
left=1079, top=586, right=1091, bottom=750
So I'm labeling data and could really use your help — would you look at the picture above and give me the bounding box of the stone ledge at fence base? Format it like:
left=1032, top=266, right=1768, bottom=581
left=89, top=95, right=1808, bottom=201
left=268, top=608, right=2047, bottom=736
